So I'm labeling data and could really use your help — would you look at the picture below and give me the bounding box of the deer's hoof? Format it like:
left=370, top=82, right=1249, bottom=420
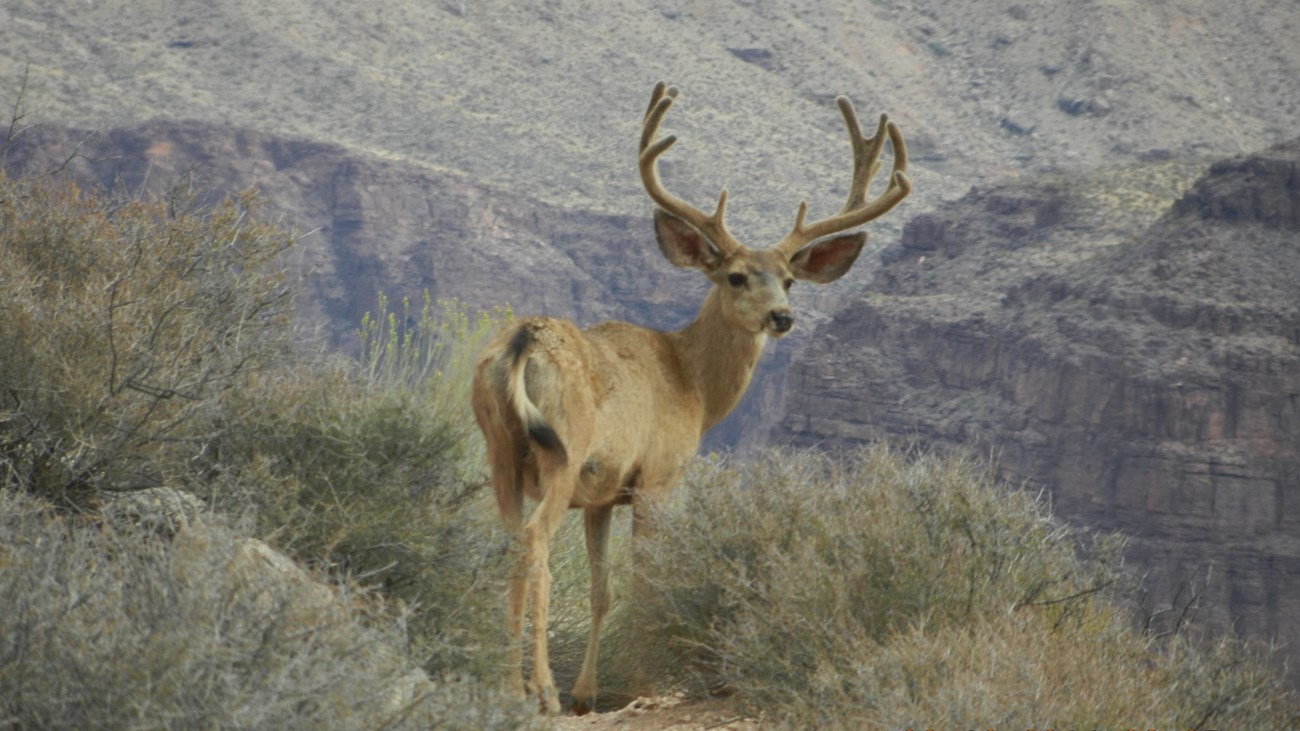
left=569, top=696, right=596, bottom=716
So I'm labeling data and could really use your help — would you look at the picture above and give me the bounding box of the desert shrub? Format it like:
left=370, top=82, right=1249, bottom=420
left=208, top=295, right=516, bottom=678
left=358, top=292, right=495, bottom=481
left=618, top=446, right=1295, bottom=729
left=791, top=602, right=1295, bottom=729
left=0, top=489, right=542, bottom=731
left=0, top=167, right=530, bottom=715
left=0, top=171, right=294, bottom=507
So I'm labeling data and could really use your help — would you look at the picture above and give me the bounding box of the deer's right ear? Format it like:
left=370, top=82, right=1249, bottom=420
left=654, top=209, right=724, bottom=271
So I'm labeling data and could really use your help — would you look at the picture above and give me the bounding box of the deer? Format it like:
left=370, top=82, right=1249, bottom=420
left=470, top=82, right=910, bottom=715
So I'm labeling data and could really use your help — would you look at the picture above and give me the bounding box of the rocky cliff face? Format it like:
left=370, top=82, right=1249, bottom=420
left=5, top=121, right=694, bottom=339
left=778, top=141, right=1300, bottom=674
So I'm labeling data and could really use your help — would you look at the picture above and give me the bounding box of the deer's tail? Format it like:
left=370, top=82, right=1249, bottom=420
left=504, top=325, right=567, bottom=462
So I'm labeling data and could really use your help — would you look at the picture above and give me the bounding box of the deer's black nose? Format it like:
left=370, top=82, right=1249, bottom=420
left=770, top=310, right=794, bottom=333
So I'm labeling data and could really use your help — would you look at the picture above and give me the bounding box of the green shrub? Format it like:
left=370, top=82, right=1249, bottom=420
left=618, top=446, right=1295, bottom=729
left=0, top=172, right=294, bottom=507
left=208, top=295, right=516, bottom=679
left=358, top=292, right=507, bottom=484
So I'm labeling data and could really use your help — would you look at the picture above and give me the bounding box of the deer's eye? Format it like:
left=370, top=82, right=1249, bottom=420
left=784, top=278, right=794, bottom=291
left=727, top=272, right=748, bottom=288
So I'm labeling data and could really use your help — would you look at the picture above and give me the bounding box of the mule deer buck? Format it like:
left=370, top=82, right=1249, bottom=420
left=471, top=82, right=909, bottom=714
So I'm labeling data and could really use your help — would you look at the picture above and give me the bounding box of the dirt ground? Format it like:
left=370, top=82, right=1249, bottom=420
left=550, top=695, right=758, bottom=731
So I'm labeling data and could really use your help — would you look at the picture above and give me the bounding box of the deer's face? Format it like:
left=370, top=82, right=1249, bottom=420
left=654, top=209, right=870, bottom=339
left=712, top=248, right=796, bottom=337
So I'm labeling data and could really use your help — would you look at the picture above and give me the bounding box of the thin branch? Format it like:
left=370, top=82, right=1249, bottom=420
left=1015, top=577, right=1114, bottom=610
left=38, top=131, right=98, bottom=178
left=1, top=64, right=99, bottom=176
left=2, top=64, right=34, bottom=165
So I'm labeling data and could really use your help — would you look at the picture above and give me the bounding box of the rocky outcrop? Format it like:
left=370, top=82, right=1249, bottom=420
left=778, top=140, right=1300, bottom=676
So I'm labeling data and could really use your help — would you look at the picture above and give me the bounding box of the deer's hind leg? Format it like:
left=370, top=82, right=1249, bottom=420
left=570, top=503, right=614, bottom=714
left=520, top=454, right=583, bottom=715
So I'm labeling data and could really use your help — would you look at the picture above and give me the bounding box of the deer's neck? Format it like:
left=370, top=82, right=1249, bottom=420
left=674, top=288, right=767, bottom=432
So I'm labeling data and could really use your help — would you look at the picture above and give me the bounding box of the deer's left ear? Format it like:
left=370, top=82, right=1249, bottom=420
left=788, top=231, right=867, bottom=283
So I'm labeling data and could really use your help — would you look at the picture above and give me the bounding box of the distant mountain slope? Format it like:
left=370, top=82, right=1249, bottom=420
left=5, top=0, right=1298, bottom=449
left=3, top=0, right=1298, bottom=233
left=778, top=138, right=1300, bottom=680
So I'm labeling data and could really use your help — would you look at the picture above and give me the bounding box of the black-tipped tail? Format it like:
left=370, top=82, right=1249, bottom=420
left=525, top=419, right=565, bottom=455
left=506, top=325, right=568, bottom=462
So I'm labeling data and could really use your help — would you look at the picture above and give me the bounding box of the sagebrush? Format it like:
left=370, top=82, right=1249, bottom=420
left=0, top=173, right=293, bottom=507
left=209, top=293, right=514, bottom=677
left=0, top=488, right=542, bottom=731
left=606, top=447, right=1295, bottom=729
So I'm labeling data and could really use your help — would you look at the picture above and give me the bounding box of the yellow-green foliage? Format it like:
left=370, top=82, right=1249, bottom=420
left=359, top=291, right=509, bottom=480
left=613, top=447, right=1295, bottom=729
left=210, top=294, right=514, bottom=677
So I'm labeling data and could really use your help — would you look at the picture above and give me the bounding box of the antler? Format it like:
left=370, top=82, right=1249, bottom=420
left=773, top=96, right=911, bottom=257
left=639, top=82, right=740, bottom=255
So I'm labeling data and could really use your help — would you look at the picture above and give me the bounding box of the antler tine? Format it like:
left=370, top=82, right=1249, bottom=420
left=840, top=100, right=888, bottom=212
left=640, top=81, right=675, bottom=152
left=774, top=96, right=911, bottom=257
left=638, top=83, right=736, bottom=254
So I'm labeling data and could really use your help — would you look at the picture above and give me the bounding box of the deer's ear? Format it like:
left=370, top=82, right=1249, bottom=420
left=654, top=209, right=724, bottom=271
left=788, top=231, right=867, bottom=283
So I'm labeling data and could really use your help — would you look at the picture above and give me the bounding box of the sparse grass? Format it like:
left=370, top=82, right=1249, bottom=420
left=606, top=447, right=1295, bottom=729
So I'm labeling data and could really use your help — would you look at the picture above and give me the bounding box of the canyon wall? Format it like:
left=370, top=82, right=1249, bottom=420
left=779, top=141, right=1300, bottom=673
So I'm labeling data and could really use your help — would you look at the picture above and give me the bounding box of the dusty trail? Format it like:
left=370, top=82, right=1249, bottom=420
left=550, top=695, right=757, bottom=731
